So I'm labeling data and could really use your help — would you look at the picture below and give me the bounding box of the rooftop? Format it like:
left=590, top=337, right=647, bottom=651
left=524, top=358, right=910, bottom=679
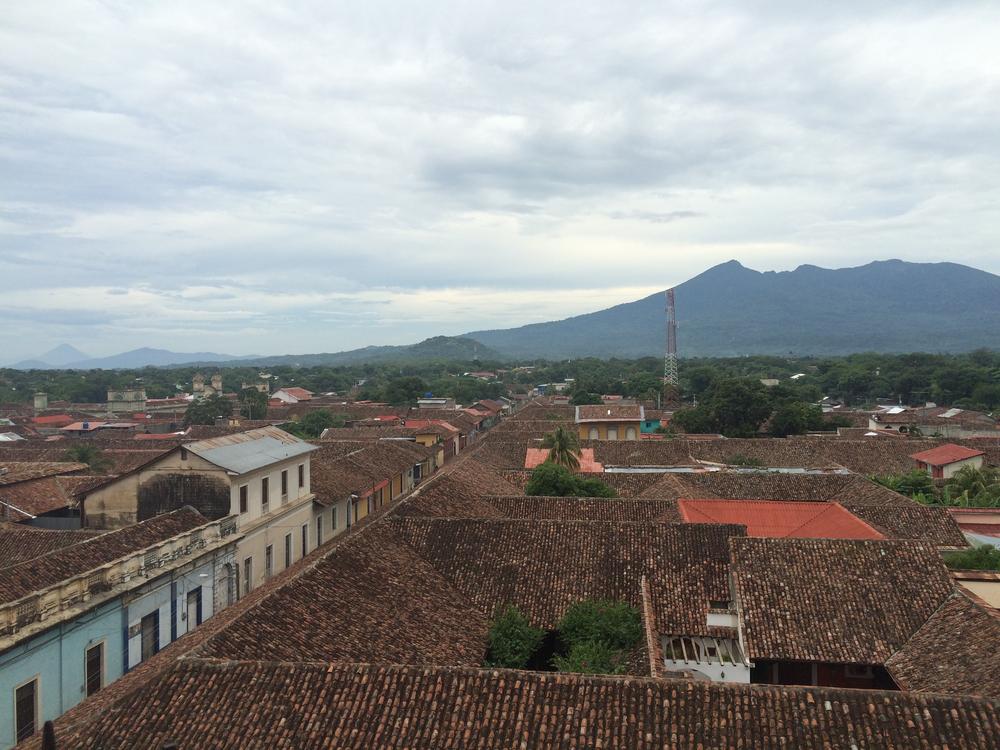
left=575, top=404, right=644, bottom=422
left=910, top=443, right=986, bottom=466
left=0, top=507, right=207, bottom=605
left=186, top=425, right=317, bottom=474
left=678, top=499, right=885, bottom=540
left=31, top=660, right=1000, bottom=749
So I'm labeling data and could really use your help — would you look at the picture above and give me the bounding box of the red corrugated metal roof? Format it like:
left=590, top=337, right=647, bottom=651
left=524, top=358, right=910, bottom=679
left=677, top=499, right=884, bottom=540
left=910, top=444, right=985, bottom=466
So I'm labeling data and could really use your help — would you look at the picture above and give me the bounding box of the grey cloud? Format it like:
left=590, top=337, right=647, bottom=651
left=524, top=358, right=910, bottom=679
left=0, top=0, right=998, bottom=360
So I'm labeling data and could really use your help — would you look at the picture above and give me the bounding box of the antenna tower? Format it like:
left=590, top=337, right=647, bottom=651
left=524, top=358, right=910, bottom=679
left=663, top=288, right=678, bottom=387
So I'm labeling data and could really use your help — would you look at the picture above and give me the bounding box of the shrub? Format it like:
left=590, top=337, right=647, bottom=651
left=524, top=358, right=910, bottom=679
left=485, top=605, right=544, bottom=668
left=943, top=545, right=1000, bottom=571
left=726, top=454, right=763, bottom=468
left=552, top=640, right=627, bottom=675
left=524, top=462, right=616, bottom=498
left=557, top=600, right=642, bottom=652
left=575, top=477, right=616, bottom=498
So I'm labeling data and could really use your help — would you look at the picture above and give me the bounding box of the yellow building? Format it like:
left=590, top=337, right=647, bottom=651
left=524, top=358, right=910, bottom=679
left=575, top=404, right=644, bottom=441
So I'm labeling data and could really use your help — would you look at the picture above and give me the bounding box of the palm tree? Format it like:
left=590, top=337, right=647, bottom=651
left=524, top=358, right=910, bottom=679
left=944, top=465, right=1000, bottom=508
left=541, top=427, right=581, bottom=470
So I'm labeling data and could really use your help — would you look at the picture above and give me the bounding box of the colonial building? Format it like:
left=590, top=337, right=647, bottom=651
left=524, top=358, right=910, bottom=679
left=0, top=509, right=239, bottom=747
left=78, top=426, right=319, bottom=597
left=575, top=404, right=644, bottom=441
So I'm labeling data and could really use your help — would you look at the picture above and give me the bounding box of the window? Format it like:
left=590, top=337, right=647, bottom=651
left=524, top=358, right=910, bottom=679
left=284, top=533, right=292, bottom=568
left=239, top=485, right=248, bottom=514
left=180, top=447, right=188, bottom=461
left=316, top=515, right=324, bottom=546
left=331, top=507, right=338, bottom=530
left=186, top=587, right=202, bottom=628
left=281, top=470, right=288, bottom=498
left=243, top=556, right=252, bottom=595
left=140, top=611, right=159, bottom=662
left=298, top=463, right=305, bottom=488
left=301, top=523, right=309, bottom=556
left=626, top=427, right=637, bottom=440
left=261, top=477, right=269, bottom=513
left=265, top=545, right=274, bottom=579
left=607, top=427, right=618, bottom=440
left=15, top=678, right=38, bottom=742
left=588, top=427, right=599, bottom=440
left=86, top=642, right=104, bottom=696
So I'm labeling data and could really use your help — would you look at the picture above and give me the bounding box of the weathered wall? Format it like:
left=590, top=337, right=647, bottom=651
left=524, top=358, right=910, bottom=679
left=137, top=473, right=231, bottom=521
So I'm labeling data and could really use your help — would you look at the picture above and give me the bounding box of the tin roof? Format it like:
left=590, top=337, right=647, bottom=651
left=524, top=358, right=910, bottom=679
left=186, top=426, right=317, bottom=474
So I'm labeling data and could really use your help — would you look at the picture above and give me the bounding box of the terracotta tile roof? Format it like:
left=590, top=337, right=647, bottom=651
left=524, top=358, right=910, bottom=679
left=0, top=524, right=103, bottom=566
left=886, top=592, right=1000, bottom=698
left=0, top=507, right=207, bottom=604
left=35, top=660, right=1000, bottom=749
left=678, top=499, right=885, bottom=539
left=575, top=404, right=644, bottom=422
left=731, top=537, right=955, bottom=664
left=0, top=461, right=87, bottom=485
left=0, top=477, right=78, bottom=517
left=392, top=517, right=742, bottom=635
left=488, top=496, right=680, bottom=523
left=845, top=504, right=969, bottom=547
left=910, top=443, right=986, bottom=466
left=200, top=522, right=490, bottom=665
left=523, top=447, right=603, bottom=471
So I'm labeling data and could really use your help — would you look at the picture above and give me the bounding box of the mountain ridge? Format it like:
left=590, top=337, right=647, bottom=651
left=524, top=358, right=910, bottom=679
left=465, top=259, right=1000, bottom=358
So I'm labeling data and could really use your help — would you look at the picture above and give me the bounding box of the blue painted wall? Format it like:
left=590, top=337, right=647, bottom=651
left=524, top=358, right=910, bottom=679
left=640, top=419, right=662, bottom=434
left=0, top=600, right=124, bottom=749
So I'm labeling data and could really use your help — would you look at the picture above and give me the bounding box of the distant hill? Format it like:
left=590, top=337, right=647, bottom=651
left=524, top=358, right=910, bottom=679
left=229, top=336, right=502, bottom=368
left=9, top=347, right=253, bottom=370
left=10, top=343, right=89, bottom=369
left=467, top=260, right=1000, bottom=358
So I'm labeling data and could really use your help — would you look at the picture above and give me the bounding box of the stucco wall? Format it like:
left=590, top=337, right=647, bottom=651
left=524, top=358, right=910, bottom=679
left=0, top=600, right=124, bottom=749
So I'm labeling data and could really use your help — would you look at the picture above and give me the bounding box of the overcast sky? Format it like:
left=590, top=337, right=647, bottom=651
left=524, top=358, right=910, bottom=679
left=1, top=1, right=998, bottom=362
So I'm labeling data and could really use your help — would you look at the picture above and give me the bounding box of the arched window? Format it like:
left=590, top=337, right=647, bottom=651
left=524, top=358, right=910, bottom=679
left=626, top=427, right=637, bottom=441
left=588, top=427, right=599, bottom=440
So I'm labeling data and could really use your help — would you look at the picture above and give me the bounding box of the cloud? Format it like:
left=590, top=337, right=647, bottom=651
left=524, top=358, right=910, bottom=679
left=0, top=0, right=998, bottom=360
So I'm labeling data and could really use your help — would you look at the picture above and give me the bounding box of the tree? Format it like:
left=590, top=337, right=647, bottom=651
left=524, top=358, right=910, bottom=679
left=383, top=376, right=428, bottom=406
left=485, top=605, right=544, bottom=668
left=540, top=426, right=581, bottom=470
left=238, top=388, right=268, bottom=419
left=524, top=462, right=616, bottom=498
left=552, top=640, right=626, bottom=675
left=941, top=466, right=1000, bottom=508
left=284, top=409, right=344, bottom=439
left=183, top=394, right=233, bottom=426
left=570, top=391, right=603, bottom=406
left=872, top=470, right=936, bottom=501
left=552, top=600, right=642, bottom=675
left=63, top=444, right=112, bottom=473
left=770, top=402, right=824, bottom=437
left=670, top=407, right=715, bottom=435
left=671, top=378, right=773, bottom=438
left=558, top=600, right=642, bottom=652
